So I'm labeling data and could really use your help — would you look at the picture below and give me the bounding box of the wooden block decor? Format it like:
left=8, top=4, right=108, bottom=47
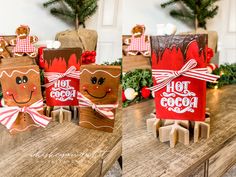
left=79, top=65, right=121, bottom=132
left=146, top=110, right=211, bottom=147
left=43, top=48, right=82, bottom=122
left=150, top=34, right=210, bottom=122
left=0, top=57, right=51, bottom=134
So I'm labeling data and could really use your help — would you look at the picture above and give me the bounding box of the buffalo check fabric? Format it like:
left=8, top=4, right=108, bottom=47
left=127, top=35, right=150, bottom=52
left=13, top=36, right=36, bottom=53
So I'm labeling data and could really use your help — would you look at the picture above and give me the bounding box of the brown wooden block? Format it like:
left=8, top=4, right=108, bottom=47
left=79, top=65, right=121, bottom=132
left=0, top=62, right=44, bottom=134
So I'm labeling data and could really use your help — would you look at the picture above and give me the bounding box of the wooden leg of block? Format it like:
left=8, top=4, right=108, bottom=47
left=146, top=118, right=156, bottom=133
left=169, top=126, right=178, bottom=148
left=159, top=125, right=173, bottom=143
left=194, top=122, right=200, bottom=143
left=45, top=106, right=52, bottom=117
left=146, top=118, right=161, bottom=138
left=194, top=121, right=210, bottom=143
left=178, top=126, right=189, bottom=146
left=159, top=121, right=190, bottom=148
left=51, top=106, right=72, bottom=123
left=193, top=112, right=211, bottom=143
left=153, top=119, right=161, bottom=137
left=200, top=122, right=210, bottom=139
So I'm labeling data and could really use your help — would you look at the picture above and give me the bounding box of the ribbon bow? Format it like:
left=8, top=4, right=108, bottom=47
left=78, top=92, right=118, bottom=120
left=0, top=99, right=51, bottom=129
left=149, top=59, right=220, bottom=92
left=44, top=66, right=80, bottom=87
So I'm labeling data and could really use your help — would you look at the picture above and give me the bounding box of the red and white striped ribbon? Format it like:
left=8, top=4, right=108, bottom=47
left=0, top=99, right=51, bottom=129
left=149, top=59, right=220, bottom=92
left=78, top=92, right=118, bottom=120
left=44, top=66, right=80, bottom=88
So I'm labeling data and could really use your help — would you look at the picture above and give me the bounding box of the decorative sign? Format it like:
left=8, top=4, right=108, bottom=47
left=150, top=34, right=212, bottom=121
left=160, top=81, right=198, bottom=113
left=79, top=65, right=121, bottom=133
left=0, top=58, right=51, bottom=134
left=43, top=48, right=82, bottom=106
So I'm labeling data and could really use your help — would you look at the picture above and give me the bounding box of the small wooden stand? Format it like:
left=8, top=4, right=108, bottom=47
left=51, top=106, right=72, bottom=123
left=146, top=110, right=211, bottom=147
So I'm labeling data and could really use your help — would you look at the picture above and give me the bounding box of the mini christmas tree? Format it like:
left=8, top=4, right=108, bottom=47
left=43, top=0, right=98, bottom=29
left=161, top=0, right=219, bottom=30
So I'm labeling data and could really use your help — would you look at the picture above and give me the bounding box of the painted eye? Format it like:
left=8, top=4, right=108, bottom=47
left=22, top=76, right=28, bottom=83
left=16, top=77, right=22, bottom=84
left=98, top=77, right=105, bottom=85
left=91, top=77, right=97, bottom=84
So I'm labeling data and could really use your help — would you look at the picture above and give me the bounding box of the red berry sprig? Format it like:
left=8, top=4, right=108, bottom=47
left=81, top=51, right=96, bottom=64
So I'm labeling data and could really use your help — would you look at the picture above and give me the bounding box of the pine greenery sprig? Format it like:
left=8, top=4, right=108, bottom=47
left=161, top=0, right=219, bottom=30
left=122, top=69, right=153, bottom=107
left=43, top=0, right=98, bottom=29
left=207, top=63, right=236, bottom=88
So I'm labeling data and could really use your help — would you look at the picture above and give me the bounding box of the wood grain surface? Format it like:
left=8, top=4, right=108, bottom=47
left=123, top=85, right=236, bottom=177
left=0, top=93, right=122, bottom=176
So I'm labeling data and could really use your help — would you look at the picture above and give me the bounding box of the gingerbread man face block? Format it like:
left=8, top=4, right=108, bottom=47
left=0, top=61, right=47, bottom=134
left=79, top=65, right=121, bottom=132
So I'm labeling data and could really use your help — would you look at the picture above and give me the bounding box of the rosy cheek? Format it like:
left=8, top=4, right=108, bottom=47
left=82, top=84, right=88, bottom=91
left=93, top=85, right=99, bottom=89
left=106, top=87, right=112, bottom=93
left=6, top=91, right=11, bottom=96
left=5, top=90, right=15, bottom=97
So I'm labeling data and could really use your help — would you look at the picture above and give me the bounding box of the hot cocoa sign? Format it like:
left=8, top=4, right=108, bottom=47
left=50, top=79, right=77, bottom=102
left=160, top=81, right=198, bottom=114
left=43, top=48, right=82, bottom=106
left=150, top=34, right=219, bottom=121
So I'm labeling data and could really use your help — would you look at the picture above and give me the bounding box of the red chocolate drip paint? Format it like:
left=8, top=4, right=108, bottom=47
left=150, top=34, right=207, bottom=63
left=43, top=48, right=82, bottom=67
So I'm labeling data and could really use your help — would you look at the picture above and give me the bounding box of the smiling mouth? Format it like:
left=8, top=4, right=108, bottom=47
left=85, top=90, right=109, bottom=99
left=10, top=91, right=34, bottom=104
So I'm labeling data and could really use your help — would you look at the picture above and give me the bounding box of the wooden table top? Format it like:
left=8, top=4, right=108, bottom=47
left=0, top=105, right=122, bottom=177
left=123, top=85, right=236, bottom=177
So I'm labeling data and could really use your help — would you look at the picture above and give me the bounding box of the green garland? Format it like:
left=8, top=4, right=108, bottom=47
left=102, top=58, right=122, bottom=66
left=207, top=63, right=236, bottom=88
left=122, top=69, right=153, bottom=107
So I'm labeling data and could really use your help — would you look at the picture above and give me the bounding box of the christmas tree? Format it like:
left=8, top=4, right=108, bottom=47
left=161, top=0, right=219, bottom=30
left=43, top=0, right=98, bottom=29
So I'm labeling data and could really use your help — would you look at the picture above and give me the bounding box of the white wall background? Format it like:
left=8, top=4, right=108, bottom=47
left=123, top=0, right=236, bottom=64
